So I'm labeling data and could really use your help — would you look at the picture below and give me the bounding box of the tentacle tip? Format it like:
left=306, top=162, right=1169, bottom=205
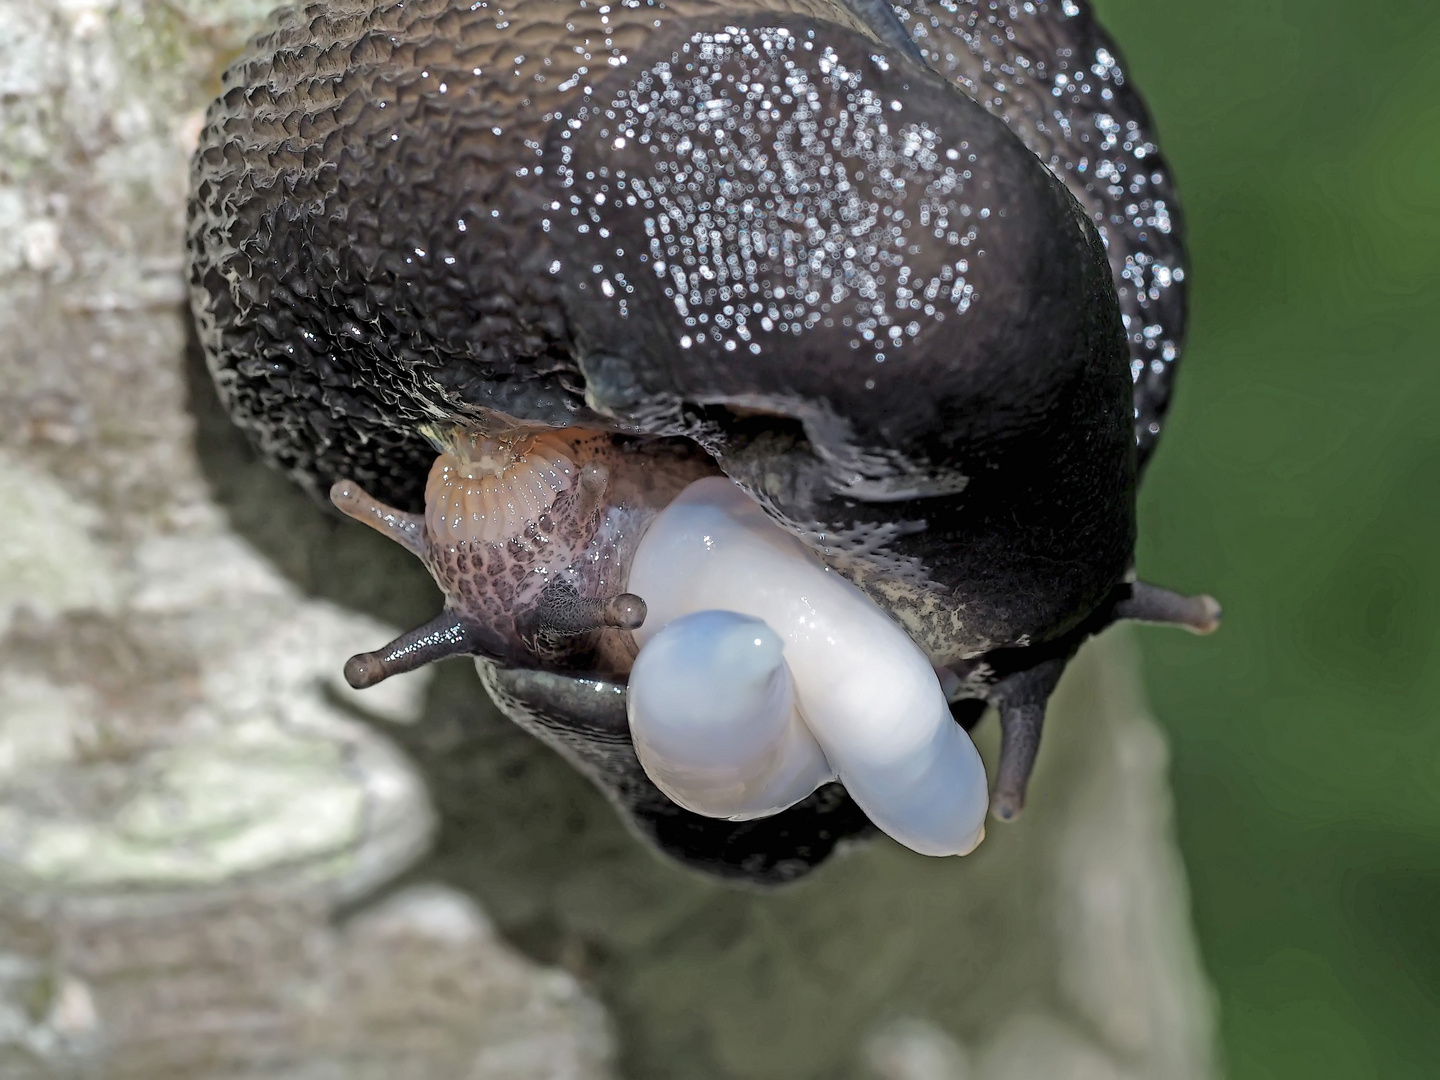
left=605, top=593, right=647, bottom=631
left=1192, top=595, right=1223, bottom=635
left=990, top=791, right=1024, bottom=823
left=578, top=461, right=610, bottom=504
left=343, top=652, right=387, bottom=690
left=329, top=477, right=361, bottom=510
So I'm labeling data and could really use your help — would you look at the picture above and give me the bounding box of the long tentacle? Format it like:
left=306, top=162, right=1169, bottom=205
left=988, top=657, right=1068, bottom=822
left=1113, top=581, right=1222, bottom=634
left=343, top=610, right=488, bottom=689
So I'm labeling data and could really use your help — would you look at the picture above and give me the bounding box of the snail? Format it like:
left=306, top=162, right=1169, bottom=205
left=187, top=0, right=1218, bottom=884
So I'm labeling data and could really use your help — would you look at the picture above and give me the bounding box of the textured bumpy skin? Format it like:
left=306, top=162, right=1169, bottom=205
left=188, top=0, right=1192, bottom=880
left=889, top=0, right=1187, bottom=466
left=189, top=0, right=1135, bottom=653
left=554, top=20, right=1134, bottom=658
left=188, top=0, right=879, bottom=511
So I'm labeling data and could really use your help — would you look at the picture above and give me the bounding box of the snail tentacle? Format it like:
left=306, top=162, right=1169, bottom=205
left=344, top=611, right=493, bottom=690
left=329, top=478, right=427, bottom=558
left=1112, top=582, right=1223, bottom=635
left=337, top=427, right=668, bottom=673
left=951, top=580, right=1223, bottom=824
left=516, top=575, right=647, bottom=661
left=987, top=657, right=1068, bottom=822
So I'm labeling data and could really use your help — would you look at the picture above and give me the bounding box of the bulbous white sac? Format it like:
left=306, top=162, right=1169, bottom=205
left=626, top=477, right=989, bottom=857
left=626, top=610, right=836, bottom=820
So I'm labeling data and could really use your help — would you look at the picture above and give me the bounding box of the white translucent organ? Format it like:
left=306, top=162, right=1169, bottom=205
left=626, top=477, right=989, bottom=857
left=626, top=610, right=835, bottom=820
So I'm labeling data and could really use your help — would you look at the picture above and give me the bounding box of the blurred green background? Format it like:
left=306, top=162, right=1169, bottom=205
left=1097, top=0, right=1440, bottom=1076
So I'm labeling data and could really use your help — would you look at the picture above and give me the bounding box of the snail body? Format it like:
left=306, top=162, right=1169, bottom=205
left=189, top=0, right=1213, bottom=881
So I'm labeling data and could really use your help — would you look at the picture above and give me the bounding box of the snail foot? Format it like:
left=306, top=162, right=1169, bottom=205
left=1113, top=581, right=1222, bottom=634
left=343, top=610, right=491, bottom=689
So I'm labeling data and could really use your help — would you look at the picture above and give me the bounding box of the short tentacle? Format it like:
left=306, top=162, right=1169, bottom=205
left=575, top=461, right=610, bottom=521
left=1113, top=581, right=1222, bottom=634
left=517, top=577, right=646, bottom=647
left=343, top=610, right=492, bottom=689
left=330, top=478, right=426, bottom=557
left=987, top=657, right=1068, bottom=822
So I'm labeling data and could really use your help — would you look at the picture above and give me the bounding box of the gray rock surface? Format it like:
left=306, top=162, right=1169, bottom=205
left=855, top=634, right=1217, bottom=1080
left=0, top=0, right=440, bottom=903
left=0, top=2, right=617, bottom=1077
left=0, top=883, right=614, bottom=1080
left=0, top=0, right=1217, bottom=1077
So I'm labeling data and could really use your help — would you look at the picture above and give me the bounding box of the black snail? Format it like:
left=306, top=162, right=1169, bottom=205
left=187, top=0, right=1218, bottom=883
